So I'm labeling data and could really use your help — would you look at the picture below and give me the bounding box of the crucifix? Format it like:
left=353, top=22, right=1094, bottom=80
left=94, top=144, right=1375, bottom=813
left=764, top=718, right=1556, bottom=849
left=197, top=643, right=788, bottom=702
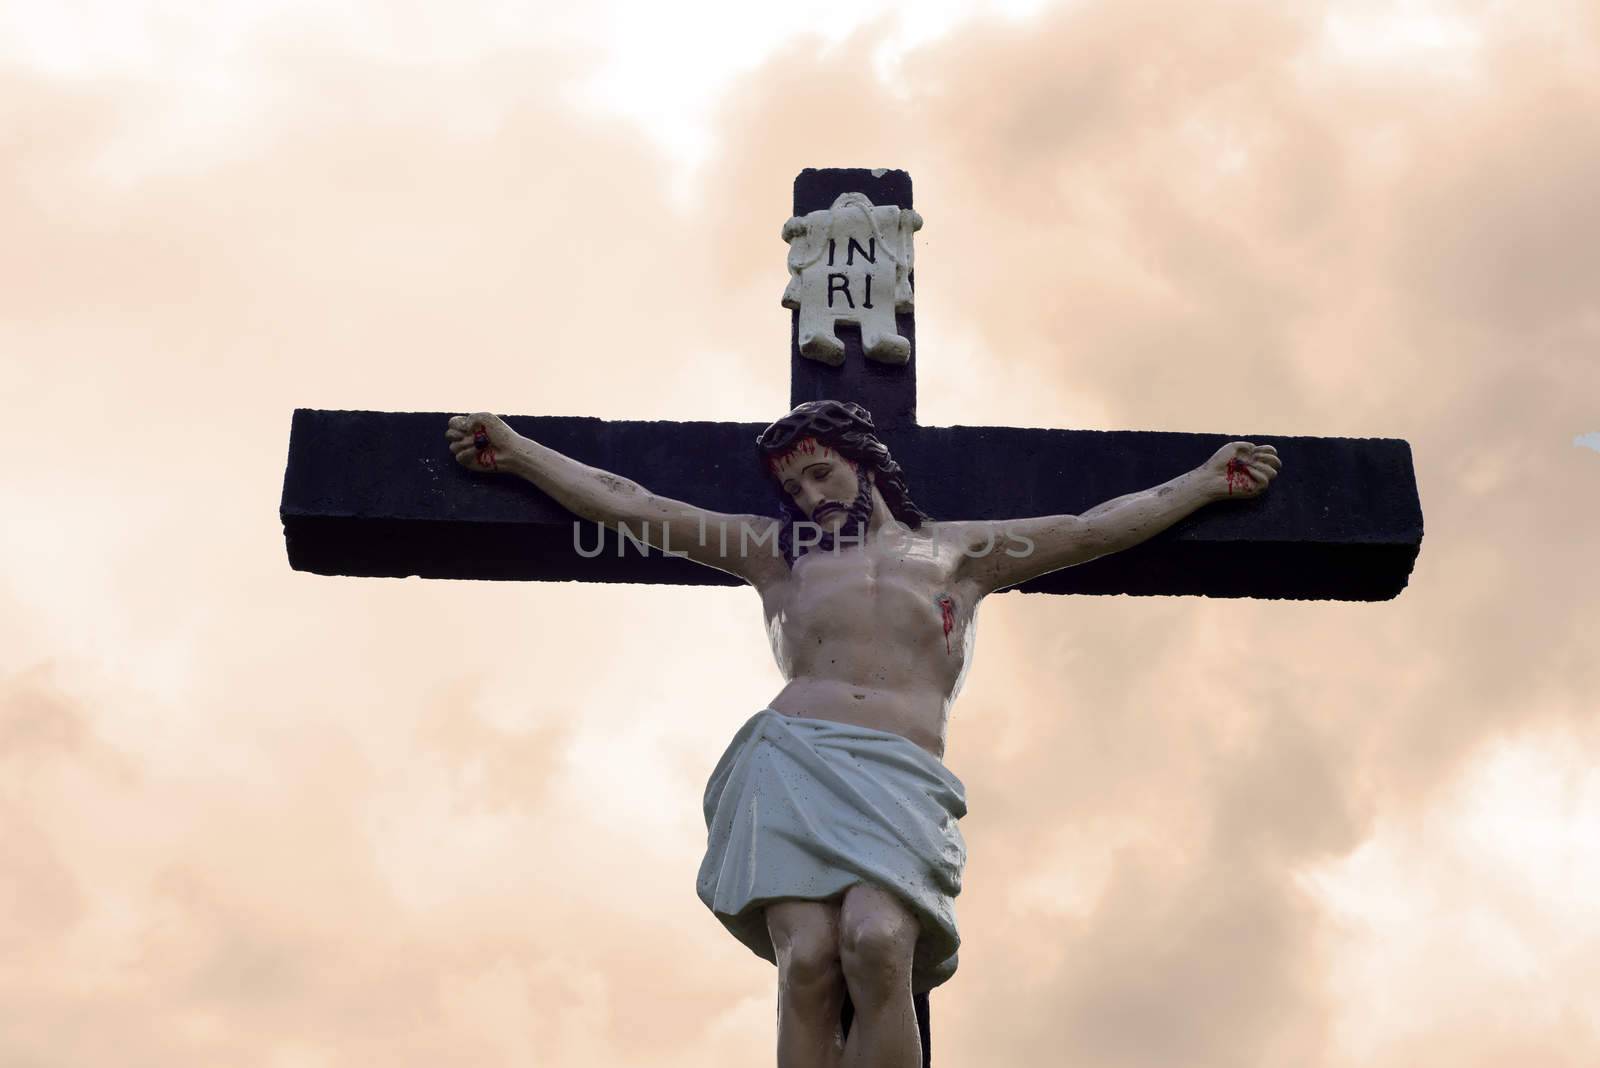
left=281, top=168, right=1422, bottom=1068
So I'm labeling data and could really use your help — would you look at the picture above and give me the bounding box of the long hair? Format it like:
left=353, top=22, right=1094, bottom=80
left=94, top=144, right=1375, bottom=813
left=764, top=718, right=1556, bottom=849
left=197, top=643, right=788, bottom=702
left=755, top=400, right=930, bottom=566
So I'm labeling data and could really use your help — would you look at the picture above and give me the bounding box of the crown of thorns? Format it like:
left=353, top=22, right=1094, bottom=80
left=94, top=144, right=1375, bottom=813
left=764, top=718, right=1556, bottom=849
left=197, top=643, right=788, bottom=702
left=755, top=400, right=879, bottom=457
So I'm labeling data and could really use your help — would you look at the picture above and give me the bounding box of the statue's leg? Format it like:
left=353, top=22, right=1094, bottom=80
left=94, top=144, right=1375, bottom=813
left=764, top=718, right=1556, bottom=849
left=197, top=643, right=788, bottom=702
left=837, top=883, right=922, bottom=1068
left=767, top=900, right=847, bottom=1068
left=841, top=992, right=930, bottom=1068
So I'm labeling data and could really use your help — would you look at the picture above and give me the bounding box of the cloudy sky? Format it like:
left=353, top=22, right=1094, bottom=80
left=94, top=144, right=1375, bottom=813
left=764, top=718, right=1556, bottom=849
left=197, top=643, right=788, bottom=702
left=3, top=0, right=1598, bottom=1064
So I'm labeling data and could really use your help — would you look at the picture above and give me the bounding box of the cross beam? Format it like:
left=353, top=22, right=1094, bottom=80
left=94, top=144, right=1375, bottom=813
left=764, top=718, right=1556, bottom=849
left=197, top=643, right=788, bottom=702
left=282, top=410, right=1419, bottom=599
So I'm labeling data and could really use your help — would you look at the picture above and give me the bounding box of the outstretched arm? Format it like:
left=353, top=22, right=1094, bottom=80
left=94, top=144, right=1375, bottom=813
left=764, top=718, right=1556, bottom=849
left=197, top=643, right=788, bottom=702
left=445, top=413, right=787, bottom=587
left=948, top=442, right=1281, bottom=595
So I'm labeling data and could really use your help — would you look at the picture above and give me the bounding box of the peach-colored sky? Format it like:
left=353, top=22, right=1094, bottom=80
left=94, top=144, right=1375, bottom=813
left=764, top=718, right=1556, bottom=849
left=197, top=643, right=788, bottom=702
left=3, top=1, right=1598, bottom=1065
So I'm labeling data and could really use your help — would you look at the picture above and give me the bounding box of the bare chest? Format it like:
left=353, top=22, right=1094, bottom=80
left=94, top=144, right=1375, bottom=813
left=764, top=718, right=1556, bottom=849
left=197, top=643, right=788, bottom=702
left=761, top=532, right=976, bottom=669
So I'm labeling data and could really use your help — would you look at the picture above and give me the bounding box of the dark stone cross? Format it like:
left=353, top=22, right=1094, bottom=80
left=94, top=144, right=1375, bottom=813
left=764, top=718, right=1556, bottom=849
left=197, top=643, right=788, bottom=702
left=280, top=168, right=1423, bottom=1066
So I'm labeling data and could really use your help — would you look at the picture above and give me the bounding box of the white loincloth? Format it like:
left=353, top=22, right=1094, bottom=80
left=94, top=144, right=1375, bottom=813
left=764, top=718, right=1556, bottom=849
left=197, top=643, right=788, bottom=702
left=696, top=708, right=969, bottom=994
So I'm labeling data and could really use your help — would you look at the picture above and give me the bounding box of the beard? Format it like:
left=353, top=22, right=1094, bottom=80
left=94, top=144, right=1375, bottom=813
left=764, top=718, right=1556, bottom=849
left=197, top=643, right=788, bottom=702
left=807, top=473, right=875, bottom=556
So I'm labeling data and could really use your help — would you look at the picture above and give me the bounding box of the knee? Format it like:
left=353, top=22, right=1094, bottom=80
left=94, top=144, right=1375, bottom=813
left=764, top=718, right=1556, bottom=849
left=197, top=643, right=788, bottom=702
left=774, top=928, right=842, bottom=993
left=839, top=913, right=916, bottom=975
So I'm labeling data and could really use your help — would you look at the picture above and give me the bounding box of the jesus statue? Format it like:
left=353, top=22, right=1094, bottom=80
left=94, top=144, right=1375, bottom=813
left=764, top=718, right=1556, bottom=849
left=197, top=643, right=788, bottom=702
left=445, top=398, right=1280, bottom=1068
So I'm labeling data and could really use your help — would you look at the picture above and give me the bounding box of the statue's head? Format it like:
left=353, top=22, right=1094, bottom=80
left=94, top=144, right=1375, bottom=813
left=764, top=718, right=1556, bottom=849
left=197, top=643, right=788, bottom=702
left=755, top=400, right=929, bottom=565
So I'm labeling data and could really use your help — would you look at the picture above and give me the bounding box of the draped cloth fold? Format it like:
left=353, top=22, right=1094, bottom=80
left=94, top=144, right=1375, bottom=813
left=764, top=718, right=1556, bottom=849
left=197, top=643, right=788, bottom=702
left=696, top=708, right=969, bottom=994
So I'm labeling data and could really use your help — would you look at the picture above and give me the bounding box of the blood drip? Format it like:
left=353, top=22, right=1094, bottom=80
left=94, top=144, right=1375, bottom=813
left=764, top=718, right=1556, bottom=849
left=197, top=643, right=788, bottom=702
left=936, top=594, right=955, bottom=654
left=473, top=427, right=498, bottom=471
left=767, top=436, right=821, bottom=476
left=1225, top=458, right=1252, bottom=495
